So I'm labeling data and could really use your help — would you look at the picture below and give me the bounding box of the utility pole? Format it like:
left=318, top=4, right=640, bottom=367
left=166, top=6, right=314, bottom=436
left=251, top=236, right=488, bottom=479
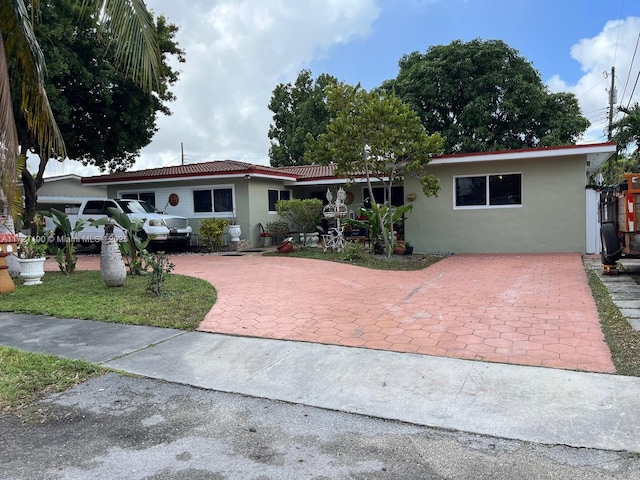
left=602, top=67, right=618, bottom=185
left=181, top=142, right=184, bottom=165
left=608, top=66, right=616, bottom=140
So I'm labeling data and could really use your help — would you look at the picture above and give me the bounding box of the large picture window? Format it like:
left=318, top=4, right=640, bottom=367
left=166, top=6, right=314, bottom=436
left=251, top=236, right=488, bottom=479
left=455, top=174, right=522, bottom=208
left=193, top=188, right=234, bottom=214
left=268, top=189, right=291, bottom=212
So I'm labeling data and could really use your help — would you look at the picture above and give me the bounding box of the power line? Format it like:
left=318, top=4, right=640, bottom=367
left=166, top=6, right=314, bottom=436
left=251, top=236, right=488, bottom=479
left=620, top=31, right=640, bottom=106
left=625, top=68, right=640, bottom=109
left=577, top=76, right=608, bottom=100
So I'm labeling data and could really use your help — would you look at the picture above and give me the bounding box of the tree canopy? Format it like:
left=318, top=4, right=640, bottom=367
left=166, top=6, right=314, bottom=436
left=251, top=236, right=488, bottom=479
left=15, top=0, right=183, bottom=226
left=381, top=39, right=590, bottom=154
left=268, top=69, right=337, bottom=167
left=305, top=82, right=443, bottom=256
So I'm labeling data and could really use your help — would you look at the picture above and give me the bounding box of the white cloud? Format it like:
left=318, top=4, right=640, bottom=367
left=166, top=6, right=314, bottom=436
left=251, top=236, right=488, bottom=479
left=548, top=16, right=640, bottom=144
left=91, top=0, right=379, bottom=175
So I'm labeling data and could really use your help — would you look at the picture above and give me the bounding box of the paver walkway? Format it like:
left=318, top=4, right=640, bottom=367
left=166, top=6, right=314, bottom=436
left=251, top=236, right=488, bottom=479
left=54, top=252, right=614, bottom=373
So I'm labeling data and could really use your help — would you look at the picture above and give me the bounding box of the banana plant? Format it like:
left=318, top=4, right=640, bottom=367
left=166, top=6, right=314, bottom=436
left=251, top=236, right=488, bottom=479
left=347, top=203, right=413, bottom=256
left=91, top=208, right=153, bottom=276
left=47, top=208, right=87, bottom=275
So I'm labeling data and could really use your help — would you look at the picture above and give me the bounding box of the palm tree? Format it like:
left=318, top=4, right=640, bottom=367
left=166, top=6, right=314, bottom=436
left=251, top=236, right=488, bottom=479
left=0, top=0, right=161, bottom=225
left=613, top=103, right=640, bottom=161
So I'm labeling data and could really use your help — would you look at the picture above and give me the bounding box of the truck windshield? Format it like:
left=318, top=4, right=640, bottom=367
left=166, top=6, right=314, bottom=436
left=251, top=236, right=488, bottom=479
left=116, top=200, right=160, bottom=214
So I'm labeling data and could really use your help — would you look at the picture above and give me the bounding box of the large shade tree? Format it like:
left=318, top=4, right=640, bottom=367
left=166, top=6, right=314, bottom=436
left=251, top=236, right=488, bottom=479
left=305, top=82, right=443, bottom=256
left=17, top=0, right=184, bottom=228
left=381, top=39, right=590, bottom=154
left=0, top=0, right=161, bottom=224
left=268, top=69, right=337, bottom=167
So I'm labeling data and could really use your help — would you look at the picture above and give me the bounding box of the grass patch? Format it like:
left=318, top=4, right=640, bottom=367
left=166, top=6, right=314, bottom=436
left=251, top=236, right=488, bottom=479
left=0, top=271, right=216, bottom=331
left=587, top=270, right=640, bottom=377
left=0, top=346, right=106, bottom=415
left=264, top=246, right=445, bottom=271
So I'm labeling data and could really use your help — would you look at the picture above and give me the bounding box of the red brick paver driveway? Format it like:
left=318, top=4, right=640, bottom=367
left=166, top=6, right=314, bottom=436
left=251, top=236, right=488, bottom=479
left=176, top=252, right=613, bottom=373
left=59, top=252, right=614, bottom=373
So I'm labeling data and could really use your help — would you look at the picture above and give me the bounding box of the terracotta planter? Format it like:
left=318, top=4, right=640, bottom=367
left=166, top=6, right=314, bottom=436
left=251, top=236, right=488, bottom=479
left=277, top=239, right=294, bottom=253
left=393, top=241, right=406, bottom=255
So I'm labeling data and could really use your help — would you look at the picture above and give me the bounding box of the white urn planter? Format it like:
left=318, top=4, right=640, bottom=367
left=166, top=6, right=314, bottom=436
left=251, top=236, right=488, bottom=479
left=228, top=224, right=241, bottom=242
left=100, top=223, right=127, bottom=287
left=17, top=257, right=46, bottom=286
left=300, top=232, right=319, bottom=247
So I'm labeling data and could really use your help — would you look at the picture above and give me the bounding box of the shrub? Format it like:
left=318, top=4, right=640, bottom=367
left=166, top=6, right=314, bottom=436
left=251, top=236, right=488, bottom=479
left=265, top=220, right=290, bottom=243
left=275, top=198, right=323, bottom=238
left=199, top=218, right=229, bottom=252
left=341, top=241, right=366, bottom=262
left=145, top=251, right=175, bottom=296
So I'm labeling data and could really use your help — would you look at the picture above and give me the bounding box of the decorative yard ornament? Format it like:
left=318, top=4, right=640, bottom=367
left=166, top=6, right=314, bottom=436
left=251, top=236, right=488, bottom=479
left=100, top=223, right=127, bottom=287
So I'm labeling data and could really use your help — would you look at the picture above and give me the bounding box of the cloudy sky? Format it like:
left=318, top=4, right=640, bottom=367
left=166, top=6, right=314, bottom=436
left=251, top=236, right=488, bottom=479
left=45, top=0, right=640, bottom=177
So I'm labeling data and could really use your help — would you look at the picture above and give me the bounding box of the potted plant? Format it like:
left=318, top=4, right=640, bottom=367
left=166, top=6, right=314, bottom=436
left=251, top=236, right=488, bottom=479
left=227, top=216, right=241, bottom=242
left=265, top=220, right=290, bottom=244
left=17, top=235, right=48, bottom=285
left=404, top=241, right=414, bottom=255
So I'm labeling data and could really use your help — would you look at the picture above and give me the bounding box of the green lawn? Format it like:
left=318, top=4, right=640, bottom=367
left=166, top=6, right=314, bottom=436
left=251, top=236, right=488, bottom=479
left=0, top=346, right=106, bottom=416
left=587, top=270, right=640, bottom=377
left=1, top=270, right=216, bottom=330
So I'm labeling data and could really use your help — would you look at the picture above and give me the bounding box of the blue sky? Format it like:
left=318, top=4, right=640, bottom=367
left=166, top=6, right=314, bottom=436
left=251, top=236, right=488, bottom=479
left=312, top=0, right=636, bottom=89
left=46, top=0, right=640, bottom=176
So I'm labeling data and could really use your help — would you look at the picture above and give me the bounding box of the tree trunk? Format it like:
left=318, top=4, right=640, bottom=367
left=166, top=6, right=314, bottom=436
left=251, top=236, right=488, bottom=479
left=22, top=170, right=38, bottom=235
left=21, top=151, right=47, bottom=236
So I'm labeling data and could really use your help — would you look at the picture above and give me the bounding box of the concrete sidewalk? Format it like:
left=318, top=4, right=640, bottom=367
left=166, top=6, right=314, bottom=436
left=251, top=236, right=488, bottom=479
left=1, top=311, right=639, bottom=453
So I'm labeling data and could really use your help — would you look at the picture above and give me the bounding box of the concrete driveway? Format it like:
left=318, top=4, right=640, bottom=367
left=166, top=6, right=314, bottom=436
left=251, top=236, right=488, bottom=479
left=53, top=252, right=614, bottom=373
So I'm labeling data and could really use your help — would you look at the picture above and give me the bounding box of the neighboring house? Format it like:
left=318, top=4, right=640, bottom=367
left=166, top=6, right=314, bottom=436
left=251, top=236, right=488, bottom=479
left=37, top=174, right=108, bottom=213
left=81, top=142, right=616, bottom=253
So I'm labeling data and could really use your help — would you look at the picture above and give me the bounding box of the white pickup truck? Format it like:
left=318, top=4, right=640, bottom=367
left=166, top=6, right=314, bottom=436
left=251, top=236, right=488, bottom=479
left=47, top=198, right=192, bottom=249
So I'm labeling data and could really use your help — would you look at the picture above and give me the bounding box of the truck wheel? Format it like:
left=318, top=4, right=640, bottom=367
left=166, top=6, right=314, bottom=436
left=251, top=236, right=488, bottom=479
left=601, top=223, right=622, bottom=265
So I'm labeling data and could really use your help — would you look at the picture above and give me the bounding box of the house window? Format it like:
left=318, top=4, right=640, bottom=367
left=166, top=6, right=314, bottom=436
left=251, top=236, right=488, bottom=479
left=268, top=189, right=291, bottom=212
left=363, top=186, right=404, bottom=207
left=121, top=192, right=156, bottom=206
left=455, top=174, right=522, bottom=208
left=193, top=188, right=234, bottom=213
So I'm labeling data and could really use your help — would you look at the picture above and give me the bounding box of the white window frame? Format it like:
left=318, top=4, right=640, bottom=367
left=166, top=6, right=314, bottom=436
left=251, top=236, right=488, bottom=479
left=118, top=190, right=157, bottom=206
left=453, top=172, right=523, bottom=210
left=191, top=184, right=236, bottom=217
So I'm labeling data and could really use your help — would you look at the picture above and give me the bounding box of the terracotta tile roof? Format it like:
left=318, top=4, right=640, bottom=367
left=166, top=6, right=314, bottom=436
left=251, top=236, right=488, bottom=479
left=81, top=142, right=617, bottom=185
left=82, top=160, right=297, bottom=184
left=278, top=164, right=339, bottom=179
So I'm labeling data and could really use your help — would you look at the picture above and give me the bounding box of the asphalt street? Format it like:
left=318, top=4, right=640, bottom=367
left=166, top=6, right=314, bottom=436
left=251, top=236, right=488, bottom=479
left=2, top=373, right=639, bottom=480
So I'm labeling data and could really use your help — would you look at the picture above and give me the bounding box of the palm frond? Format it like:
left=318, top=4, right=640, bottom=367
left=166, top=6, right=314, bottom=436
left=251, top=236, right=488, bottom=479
left=0, top=0, right=65, bottom=160
left=90, top=0, right=161, bottom=91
